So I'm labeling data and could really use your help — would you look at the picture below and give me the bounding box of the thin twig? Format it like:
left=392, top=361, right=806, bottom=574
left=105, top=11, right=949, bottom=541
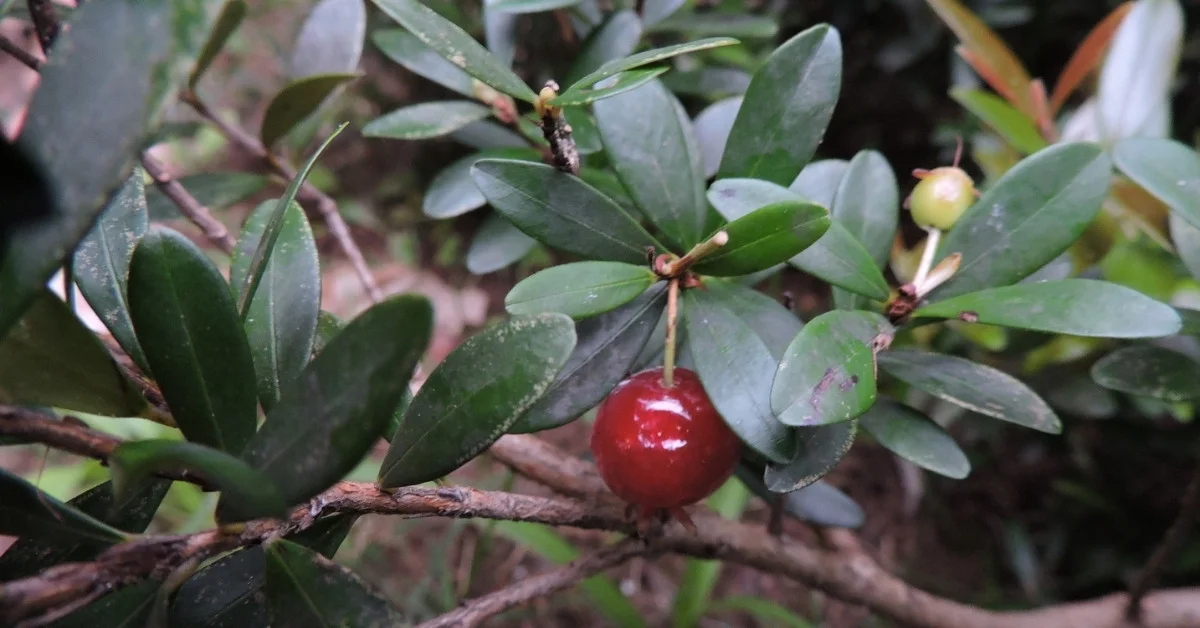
left=1127, top=461, right=1200, bottom=620
left=180, top=91, right=382, bottom=302
left=140, top=153, right=236, bottom=254
left=0, top=34, right=43, bottom=71
left=24, top=0, right=60, bottom=54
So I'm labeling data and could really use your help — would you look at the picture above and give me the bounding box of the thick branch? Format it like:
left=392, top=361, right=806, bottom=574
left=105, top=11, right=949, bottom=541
left=140, top=153, right=236, bottom=254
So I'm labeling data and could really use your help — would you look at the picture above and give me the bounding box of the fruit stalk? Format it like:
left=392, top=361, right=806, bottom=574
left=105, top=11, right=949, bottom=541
left=663, top=278, right=680, bottom=388
left=912, top=227, right=942, bottom=288
left=662, top=231, right=729, bottom=277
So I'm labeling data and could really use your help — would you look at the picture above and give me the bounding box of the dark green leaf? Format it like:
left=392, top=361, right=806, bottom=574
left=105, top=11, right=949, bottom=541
left=763, top=422, right=857, bottom=492
left=264, top=540, right=404, bottom=626
left=0, top=0, right=226, bottom=339
left=707, top=178, right=888, bottom=300
left=565, top=10, right=643, bottom=86
left=772, top=311, right=881, bottom=426
left=372, top=28, right=474, bottom=97
left=578, top=167, right=638, bottom=214
left=692, top=201, right=830, bottom=277
left=466, top=213, right=536, bottom=275
left=878, top=349, right=1061, bottom=433
left=289, top=0, right=367, bottom=78
left=424, top=148, right=541, bottom=219
left=242, top=295, right=432, bottom=506
left=1091, top=344, right=1200, bottom=402
left=685, top=287, right=797, bottom=463
left=236, top=124, right=346, bottom=319
left=550, top=67, right=669, bottom=107
left=719, top=24, right=841, bottom=185
left=0, top=468, right=126, bottom=544
left=471, top=159, right=665, bottom=264
left=145, top=172, right=268, bottom=222
left=73, top=171, right=149, bottom=371
left=563, top=107, right=602, bottom=154
left=660, top=68, right=751, bottom=99
left=914, top=279, right=1182, bottom=338
left=565, top=38, right=738, bottom=96
left=693, top=96, right=742, bottom=178
left=379, top=313, right=576, bottom=487
left=859, top=398, right=970, bottom=479
left=0, top=290, right=152, bottom=417
left=452, top=119, right=529, bottom=149
left=111, top=440, right=288, bottom=523
left=829, top=150, right=898, bottom=309
left=52, top=580, right=161, bottom=628
left=369, top=0, right=537, bottom=102
left=189, top=0, right=248, bottom=89
left=490, top=0, right=582, bottom=14
left=594, top=79, right=707, bottom=250
left=128, top=227, right=257, bottom=452
left=363, top=100, right=492, bottom=140
left=1040, top=372, right=1118, bottom=420
left=650, top=12, right=779, bottom=38
left=705, top=279, right=801, bottom=360
left=930, top=143, right=1112, bottom=300
left=232, top=201, right=321, bottom=411
left=1113, top=138, right=1200, bottom=232
left=261, top=73, right=360, bottom=148
left=511, top=284, right=666, bottom=433
left=312, top=311, right=344, bottom=358
left=0, top=479, right=168, bottom=581
left=951, top=87, right=1048, bottom=155
left=506, top=262, right=659, bottom=320
left=790, top=159, right=848, bottom=207
left=782, top=480, right=863, bottom=527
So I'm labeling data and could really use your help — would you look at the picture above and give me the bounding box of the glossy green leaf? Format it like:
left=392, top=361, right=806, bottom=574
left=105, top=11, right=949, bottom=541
left=707, top=178, right=888, bottom=300
left=189, top=0, right=248, bottom=89
left=261, top=73, right=360, bottom=148
left=829, top=150, right=898, bottom=309
left=878, top=349, right=1061, bottom=433
left=424, top=148, right=541, bottom=219
left=781, top=480, right=863, bottom=527
left=772, top=311, right=881, bottom=426
left=1091, top=345, right=1200, bottom=402
left=661, top=68, right=751, bottom=99
left=372, top=28, right=474, bottom=97
left=312, top=311, right=343, bottom=358
left=671, top=480, right=750, bottom=628
left=1113, top=138, right=1200, bottom=232
left=0, top=289, right=151, bottom=417
left=565, top=37, right=738, bottom=95
left=859, top=398, right=970, bottom=479
left=369, top=0, right=537, bottom=102
left=650, top=12, right=778, bottom=38
left=594, top=79, right=707, bottom=250
left=709, top=595, right=815, bottom=628
left=128, top=227, right=257, bottom=452
left=73, top=171, right=148, bottom=371
left=242, top=295, right=432, bottom=506
left=951, top=87, right=1047, bottom=155
left=145, top=171, right=268, bottom=221
left=565, top=10, right=642, bottom=86
left=490, top=0, right=581, bottom=14
left=471, top=159, right=665, bottom=264
left=289, top=0, right=367, bottom=78
left=379, top=313, right=576, bottom=487
left=265, top=540, right=404, bottom=626
left=363, top=100, right=492, bottom=140
left=52, top=580, right=161, bottom=628
left=790, top=159, right=848, bottom=206
left=236, top=125, right=345, bottom=319
left=914, top=279, right=1182, bottom=338
left=930, top=143, right=1111, bottom=300
left=719, top=24, right=841, bottom=185
left=111, top=440, right=288, bottom=523
left=685, top=287, right=797, bottom=463
left=0, top=0, right=226, bottom=339
left=0, top=468, right=126, bottom=544
left=0, top=479, right=169, bottom=581
left=764, top=422, right=857, bottom=492
left=550, top=66, right=669, bottom=107
left=511, top=284, right=666, bottom=433
left=706, top=279, right=802, bottom=360
left=693, top=96, right=742, bottom=178
left=693, top=201, right=830, bottom=277
left=466, top=212, right=537, bottom=275
left=232, top=200, right=321, bottom=411
left=506, top=262, right=659, bottom=320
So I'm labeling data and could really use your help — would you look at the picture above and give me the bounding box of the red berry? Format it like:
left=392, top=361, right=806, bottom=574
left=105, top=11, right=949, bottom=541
left=590, top=367, right=741, bottom=513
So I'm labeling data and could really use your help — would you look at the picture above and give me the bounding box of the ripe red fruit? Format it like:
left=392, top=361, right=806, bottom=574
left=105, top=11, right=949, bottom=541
left=590, top=367, right=742, bottom=522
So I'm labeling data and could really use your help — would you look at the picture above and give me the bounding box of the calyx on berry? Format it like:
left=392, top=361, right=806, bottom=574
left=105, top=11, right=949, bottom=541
left=590, top=367, right=741, bottom=524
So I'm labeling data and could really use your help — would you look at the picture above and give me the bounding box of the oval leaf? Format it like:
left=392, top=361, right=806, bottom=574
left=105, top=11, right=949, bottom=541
left=706, top=279, right=802, bottom=360
left=763, top=422, right=857, bottom=493
left=111, top=440, right=288, bottom=523
left=265, top=540, right=404, bottom=626
left=372, top=28, right=474, bottom=97
left=241, top=295, right=432, bottom=506
left=261, top=73, right=360, bottom=148
left=466, top=212, right=537, bottom=275
left=510, top=284, right=666, bottom=433
left=505, top=261, right=659, bottom=320
left=379, top=313, right=576, bottom=487
left=913, top=279, right=1182, bottom=338
left=1113, top=138, right=1200, bottom=232
left=790, top=159, right=848, bottom=206
left=564, top=37, right=738, bottom=96
left=693, top=201, right=830, bottom=277
left=930, top=143, right=1112, bottom=300
left=363, top=100, right=492, bottom=140
left=693, top=96, right=742, bottom=178
left=1091, top=344, right=1200, bottom=402
left=719, top=24, right=841, bottom=185
left=288, top=0, right=367, bottom=79
left=859, top=398, right=970, bottom=479
left=128, top=227, right=258, bottom=453
left=471, top=159, right=664, bottom=264
left=829, top=150, right=898, bottom=309
left=424, top=148, right=541, bottom=219
left=878, top=349, right=1061, bottom=434
left=550, top=66, right=669, bottom=107
left=771, top=311, right=880, bottom=426
left=0, top=468, right=125, bottom=544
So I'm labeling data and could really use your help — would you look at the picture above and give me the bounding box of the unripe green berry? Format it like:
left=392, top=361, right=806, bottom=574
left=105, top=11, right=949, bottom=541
left=908, top=166, right=976, bottom=230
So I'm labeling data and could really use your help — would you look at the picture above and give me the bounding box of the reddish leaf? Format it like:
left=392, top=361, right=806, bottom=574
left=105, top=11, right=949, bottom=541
left=927, top=0, right=1034, bottom=117
left=1050, top=1, right=1134, bottom=114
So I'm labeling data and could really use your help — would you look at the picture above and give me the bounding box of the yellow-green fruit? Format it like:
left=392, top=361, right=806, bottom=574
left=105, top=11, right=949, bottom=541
left=908, top=166, right=976, bottom=230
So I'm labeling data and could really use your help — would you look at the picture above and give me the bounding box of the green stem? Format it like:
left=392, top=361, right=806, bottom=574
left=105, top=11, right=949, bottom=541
left=663, top=278, right=680, bottom=388
left=663, top=231, right=728, bottom=277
